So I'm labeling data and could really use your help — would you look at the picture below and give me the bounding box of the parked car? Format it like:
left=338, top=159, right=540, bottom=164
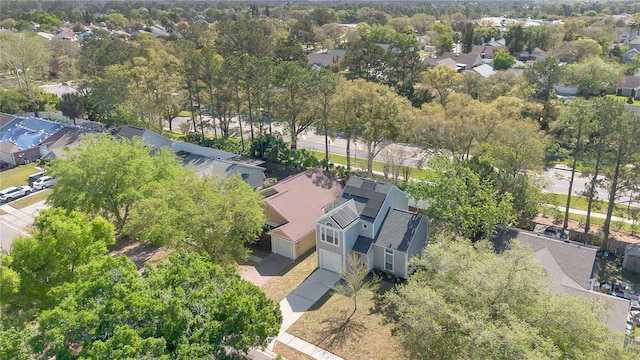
left=0, top=186, right=32, bottom=202
left=32, top=176, right=56, bottom=190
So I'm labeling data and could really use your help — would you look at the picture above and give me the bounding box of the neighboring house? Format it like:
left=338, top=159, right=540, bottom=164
left=149, top=24, right=169, bottom=38
left=555, top=84, right=579, bottom=96
left=316, top=176, right=428, bottom=279
left=40, top=128, right=90, bottom=160
left=56, top=27, right=76, bottom=40
left=625, top=48, right=640, bottom=63
left=517, top=47, right=547, bottom=61
left=175, top=151, right=266, bottom=188
left=76, top=30, right=93, bottom=41
left=307, top=49, right=346, bottom=69
left=472, top=63, right=496, bottom=78
left=0, top=117, right=75, bottom=167
left=261, top=168, right=343, bottom=260
left=616, top=75, right=640, bottom=99
left=623, top=243, right=640, bottom=274
left=117, top=125, right=265, bottom=187
left=424, top=48, right=485, bottom=71
left=493, top=228, right=630, bottom=334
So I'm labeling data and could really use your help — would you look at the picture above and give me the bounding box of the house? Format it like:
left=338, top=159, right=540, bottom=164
left=517, top=47, right=547, bottom=61
left=55, top=27, right=76, bottom=41
left=472, top=63, right=496, bottom=78
left=117, top=125, right=266, bottom=187
left=261, top=168, right=343, bottom=260
left=423, top=50, right=484, bottom=71
left=76, top=30, right=93, bottom=41
left=630, top=38, right=640, bottom=52
left=624, top=48, right=640, bottom=63
left=493, top=228, right=630, bottom=334
left=307, top=49, right=346, bottom=69
left=0, top=117, right=75, bottom=167
left=40, top=128, right=91, bottom=160
left=149, top=24, right=169, bottom=38
left=616, top=75, right=640, bottom=99
left=316, top=176, right=428, bottom=279
left=175, top=151, right=266, bottom=189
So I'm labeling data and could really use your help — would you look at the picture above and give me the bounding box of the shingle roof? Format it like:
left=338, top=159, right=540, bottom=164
left=618, top=75, right=640, bottom=89
left=492, top=228, right=598, bottom=290
left=0, top=117, right=68, bottom=150
left=339, top=176, right=392, bottom=221
left=353, top=235, right=375, bottom=254
left=262, top=168, right=343, bottom=241
left=117, top=125, right=146, bottom=140
left=374, top=208, right=424, bottom=252
left=176, top=150, right=265, bottom=185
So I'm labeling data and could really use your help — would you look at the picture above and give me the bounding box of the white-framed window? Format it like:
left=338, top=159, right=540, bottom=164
left=320, top=226, right=339, bottom=246
left=362, top=223, right=368, bottom=230
left=385, top=248, right=394, bottom=272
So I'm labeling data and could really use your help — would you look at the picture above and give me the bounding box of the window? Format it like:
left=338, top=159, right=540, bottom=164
left=362, top=223, right=368, bottom=230
left=385, top=248, right=394, bottom=272
left=320, top=226, right=339, bottom=246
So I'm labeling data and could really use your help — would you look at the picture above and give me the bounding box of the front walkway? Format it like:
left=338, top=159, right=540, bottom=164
left=276, top=332, right=344, bottom=360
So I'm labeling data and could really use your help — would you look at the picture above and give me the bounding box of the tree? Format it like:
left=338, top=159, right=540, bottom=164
left=567, top=57, right=620, bottom=97
left=3, top=208, right=114, bottom=309
left=492, top=50, right=515, bottom=70
left=126, top=175, right=266, bottom=265
left=48, top=134, right=189, bottom=233
left=601, top=108, right=640, bottom=248
left=436, top=35, right=453, bottom=56
left=421, top=65, right=461, bottom=105
left=461, top=22, right=474, bottom=53
left=341, top=39, right=386, bottom=81
left=553, top=38, right=602, bottom=63
left=35, top=251, right=281, bottom=359
left=312, top=70, right=340, bottom=170
left=329, top=79, right=363, bottom=171
left=0, top=32, right=51, bottom=117
left=524, top=56, right=565, bottom=129
left=333, top=253, right=378, bottom=322
left=58, top=93, right=85, bottom=125
left=273, top=61, right=314, bottom=150
left=552, top=98, right=594, bottom=229
left=405, top=154, right=515, bottom=241
left=386, top=238, right=631, bottom=360
left=504, top=24, right=524, bottom=55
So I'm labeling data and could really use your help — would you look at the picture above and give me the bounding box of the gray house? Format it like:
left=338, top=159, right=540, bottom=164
left=316, top=176, right=428, bottom=278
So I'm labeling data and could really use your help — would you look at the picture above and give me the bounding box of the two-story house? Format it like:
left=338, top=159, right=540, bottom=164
left=316, top=176, right=428, bottom=279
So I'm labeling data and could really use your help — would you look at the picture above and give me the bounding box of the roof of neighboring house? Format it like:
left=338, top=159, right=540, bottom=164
left=307, top=53, right=337, bottom=67
left=424, top=52, right=482, bottom=68
left=262, top=168, right=343, bottom=241
left=374, top=208, right=423, bottom=252
left=175, top=150, right=265, bottom=186
left=533, top=246, right=629, bottom=333
left=530, top=47, right=547, bottom=56
left=626, top=243, right=640, bottom=257
left=117, top=125, right=174, bottom=149
left=41, top=128, right=89, bottom=159
left=0, top=117, right=69, bottom=150
left=57, top=27, right=75, bottom=39
left=0, top=113, right=18, bottom=129
left=327, top=49, right=346, bottom=57
left=493, top=228, right=598, bottom=290
left=0, top=141, right=19, bottom=154
left=618, top=75, right=640, bottom=89
left=337, top=176, right=392, bottom=221
left=473, top=63, right=496, bottom=78
left=630, top=38, right=640, bottom=45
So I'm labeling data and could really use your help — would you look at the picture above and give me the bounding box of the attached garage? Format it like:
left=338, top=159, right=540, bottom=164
left=271, top=235, right=293, bottom=259
left=319, top=249, right=342, bottom=273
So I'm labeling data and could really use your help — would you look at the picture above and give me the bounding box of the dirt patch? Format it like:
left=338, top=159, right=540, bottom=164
left=273, top=341, right=315, bottom=360
left=534, top=214, right=640, bottom=249
left=109, top=237, right=161, bottom=269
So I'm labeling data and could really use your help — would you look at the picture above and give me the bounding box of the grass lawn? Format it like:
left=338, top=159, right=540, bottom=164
left=605, top=94, right=640, bottom=106
left=261, top=250, right=317, bottom=303
left=547, top=193, right=637, bottom=220
left=177, top=110, right=192, bottom=117
left=309, top=150, right=435, bottom=180
left=10, top=190, right=51, bottom=209
left=0, top=163, right=42, bottom=188
left=273, top=342, right=315, bottom=360
left=288, top=281, right=405, bottom=360
left=544, top=156, right=589, bottom=173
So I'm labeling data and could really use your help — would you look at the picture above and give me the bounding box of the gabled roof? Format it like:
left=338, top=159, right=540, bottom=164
left=262, top=168, right=343, bottom=241
left=321, top=199, right=359, bottom=229
left=0, top=117, right=70, bottom=151
left=175, top=150, right=265, bottom=186
left=493, top=228, right=597, bottom=290
left=41, top=128, right=90, bottom=159
left=618, top=75, right=640, bottom=89
left=336, top=176, right=392, bottom=221
left=374, top=208, right=423, bottom=252
left=424, top=52, right=482, bottom=68
left=473, top=63, right=496, bottom=78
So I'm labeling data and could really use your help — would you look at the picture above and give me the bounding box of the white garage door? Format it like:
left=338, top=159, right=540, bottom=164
left=272, top=237, right=293, bottom=259
left=319, top=249, right=342, bottom=274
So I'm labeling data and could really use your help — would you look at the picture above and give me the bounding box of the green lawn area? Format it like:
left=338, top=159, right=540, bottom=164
left=177, top=110, right=192, bottom=117
left=605, top=94, right=640, bottom=106
left=0, top=163, right=42, bottom=188
left=10, top=189, right=51, bottom=209
left=544, top=156, right=589, bottom=173
left=287, top=281, right=405, bottom=360
left=309, top=150, right=435, bottom=180
left=547, top=193, right=637, bottom=220
left=261, top=250, right=317, bottom=303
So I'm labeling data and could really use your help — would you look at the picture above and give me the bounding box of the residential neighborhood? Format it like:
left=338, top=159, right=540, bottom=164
left=2, top=1, right=640, bottom=359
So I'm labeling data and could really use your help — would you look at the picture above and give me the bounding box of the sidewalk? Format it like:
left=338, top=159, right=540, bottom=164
left=545, top=204, right=635, bottom=225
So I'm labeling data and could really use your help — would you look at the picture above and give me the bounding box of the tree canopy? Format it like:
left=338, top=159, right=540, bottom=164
left=386, top=237, right=632, bottom=360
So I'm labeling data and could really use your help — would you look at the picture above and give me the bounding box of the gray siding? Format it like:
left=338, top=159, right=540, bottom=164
left=372, top=245, right=405, bottom=278
left=405, top=217, right=428, bottom=261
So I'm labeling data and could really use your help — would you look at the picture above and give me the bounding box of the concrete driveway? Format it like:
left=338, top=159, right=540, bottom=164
left=279, top=269, right=341, bottom=333
left=0, top=199, right=49, bottom=253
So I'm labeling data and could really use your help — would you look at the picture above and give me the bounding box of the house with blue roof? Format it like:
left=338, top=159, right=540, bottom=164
left=0, top=117, right=75, bottom=167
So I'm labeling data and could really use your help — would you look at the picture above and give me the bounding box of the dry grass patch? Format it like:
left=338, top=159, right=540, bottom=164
left=10, top=190, right=51, bottom=209
left=288, top=281, right=404, bottom=360
left=144, top=247, right=177, bottom=267
left=0, top=208, right=6, bottom=215
left=261, top=250, right=317, bottom=302
left=273, top=341, right=315, bottom=360
left=236, top=260, right=258, bottom=274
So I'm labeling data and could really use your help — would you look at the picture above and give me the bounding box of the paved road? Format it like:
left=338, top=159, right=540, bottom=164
left=168, top=116, right=638, bottom=206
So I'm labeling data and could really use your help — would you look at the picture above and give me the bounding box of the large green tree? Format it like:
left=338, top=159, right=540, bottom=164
left=2, top=208, right=114, bottom=310
left=386, top=238, right=631, bottom=360
left=406, top=154, right=515, bottom=241
left=35, top=251, right=281, bottom=359
left=48, top=133, right=189, bottom=233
